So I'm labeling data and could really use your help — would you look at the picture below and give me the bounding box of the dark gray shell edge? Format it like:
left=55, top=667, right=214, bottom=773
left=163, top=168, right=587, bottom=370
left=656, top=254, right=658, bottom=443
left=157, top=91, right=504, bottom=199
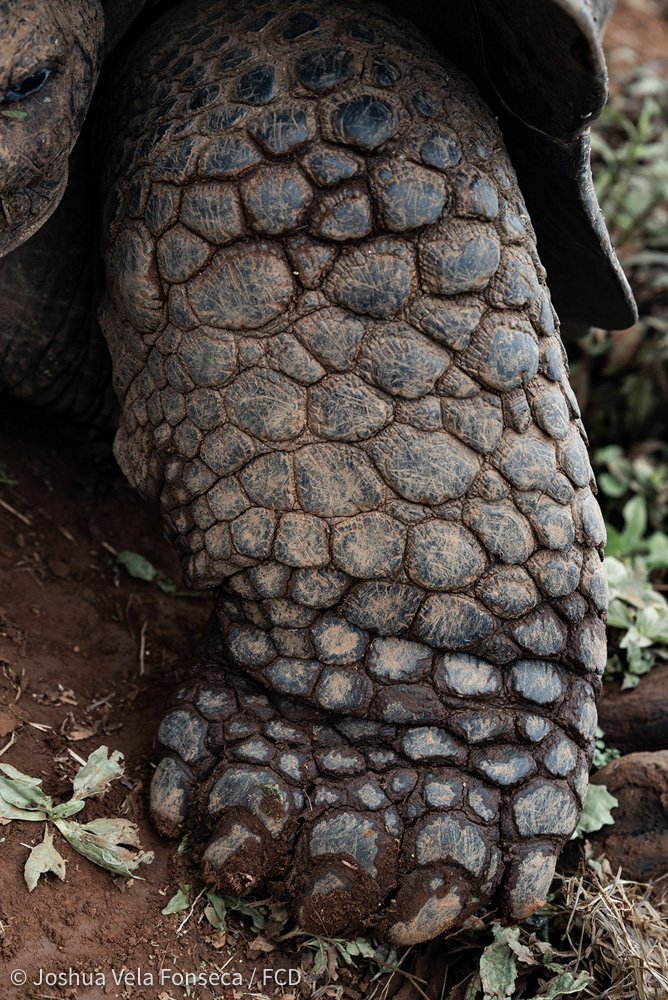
left=503, top=120, right=637, bottom=330
left=388, top=0, right=638, bottom=329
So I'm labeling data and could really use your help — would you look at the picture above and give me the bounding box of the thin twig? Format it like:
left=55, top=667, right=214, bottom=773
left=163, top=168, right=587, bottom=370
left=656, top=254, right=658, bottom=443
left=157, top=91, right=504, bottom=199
left=0, top=731, right=17, bottom=758
left=138, top=620, right=148, bottom=676
left=176, top=887, right=207, bottom=934
left=0, top=497, right=31, bottom=525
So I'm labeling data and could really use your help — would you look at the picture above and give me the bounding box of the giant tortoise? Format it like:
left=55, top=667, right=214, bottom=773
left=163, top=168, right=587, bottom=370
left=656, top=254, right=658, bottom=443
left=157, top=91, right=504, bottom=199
left=0, top=0, right=637, bottom=945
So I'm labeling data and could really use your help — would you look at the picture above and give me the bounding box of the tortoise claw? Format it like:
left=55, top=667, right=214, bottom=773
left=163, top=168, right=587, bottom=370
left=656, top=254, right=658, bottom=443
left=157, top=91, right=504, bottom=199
left=150, top=757, right=194, bottom=839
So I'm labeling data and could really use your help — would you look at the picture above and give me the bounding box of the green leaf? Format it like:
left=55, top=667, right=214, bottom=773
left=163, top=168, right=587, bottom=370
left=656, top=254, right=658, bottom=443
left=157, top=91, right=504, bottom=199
left=50, top=799, right=86, bottom=820
left=335, top=942, right=356, bottom=965
left=71, top=746, right=125, bottom=801
left=24, top=826, right=67, bottom=891
left=204, top=891, right=227, bottom=931
left=604, top=525, right=626, bottom=558
left=629, top=606, right=668, bottom=644
left=351, top=937, right=376, bottom=960
left=613, top=495, right=648, bottom=557
left=223, top=895, right=268, bottom=931
left=303, top=938, right=328, bottom=977
left=1, top=109, right=28, bottom=119
left=623, top=494, right=647, bottom=539
left=479, top=924, right=519, bottom=1000
left=598, top=472, right=628, bottom=498
left=0, top=764, right=53, bottom=820
left=116, top=550, right=158, bottom=583
left=162, top=886, right=191, bottom=915
left=335, top=937, right=376, bottom=963
left=525, top=970, right=590, bottom=999
left=54, top=817, right=154, bottom=877
left=0, top=800, right=47, bottom=823
left=593, top=728, right=621, bottom=770
left=572, top=784, right=618, bottom=838
left=646, top=532, right=668, bottom=569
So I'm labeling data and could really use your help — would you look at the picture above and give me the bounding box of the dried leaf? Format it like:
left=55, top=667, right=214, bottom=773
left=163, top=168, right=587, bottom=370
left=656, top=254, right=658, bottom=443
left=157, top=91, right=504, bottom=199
left=0, top=711, right=17, bottom=739
left=71, top=745, right=124, bottom=801
left=24, top=826, right=66, bottom=891
left=67, top=726, right=98, bottom=742
left=326, top=942, right=339, bottom=980
left=507, top=934, right=538, bottom=966
left=249, top=934, right=276, bottom=953
left=54, top=816, right=153, bottom=877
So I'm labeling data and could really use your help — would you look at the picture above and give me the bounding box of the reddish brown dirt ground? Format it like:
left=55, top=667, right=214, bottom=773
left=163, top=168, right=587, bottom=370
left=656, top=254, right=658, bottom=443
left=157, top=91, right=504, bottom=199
left=0, top=402, right=386, bottom=1000
left=1, top=2, right=666, bottom=998
left=606, top=0, right=668, bottom=69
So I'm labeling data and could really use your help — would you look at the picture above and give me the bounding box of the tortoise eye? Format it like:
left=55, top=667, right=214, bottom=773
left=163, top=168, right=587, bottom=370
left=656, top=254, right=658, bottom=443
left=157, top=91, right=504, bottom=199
left=4, top=67, right=52, bottom=103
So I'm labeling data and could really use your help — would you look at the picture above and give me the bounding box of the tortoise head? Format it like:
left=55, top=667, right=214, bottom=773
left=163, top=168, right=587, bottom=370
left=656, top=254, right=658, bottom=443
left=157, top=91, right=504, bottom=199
left=0, top=0, right=105, bottom=257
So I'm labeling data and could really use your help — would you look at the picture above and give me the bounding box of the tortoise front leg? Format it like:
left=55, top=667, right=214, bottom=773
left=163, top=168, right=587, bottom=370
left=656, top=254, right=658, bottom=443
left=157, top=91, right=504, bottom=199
left=98, top=0, right=606, bottom=944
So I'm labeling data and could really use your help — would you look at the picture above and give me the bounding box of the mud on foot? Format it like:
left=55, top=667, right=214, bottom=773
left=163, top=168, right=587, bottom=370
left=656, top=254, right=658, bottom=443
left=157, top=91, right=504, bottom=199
left=150, top=645, right=595, bottom=945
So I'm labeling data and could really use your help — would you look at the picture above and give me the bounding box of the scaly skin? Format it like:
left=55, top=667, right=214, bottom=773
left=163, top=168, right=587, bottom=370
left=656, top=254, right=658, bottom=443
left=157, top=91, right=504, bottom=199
left=96, top=0, right=607, bottom=944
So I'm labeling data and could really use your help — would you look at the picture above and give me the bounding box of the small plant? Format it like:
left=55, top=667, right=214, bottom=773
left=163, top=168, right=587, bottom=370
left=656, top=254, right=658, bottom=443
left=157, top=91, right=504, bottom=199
left=293, top=932, right=377, bottom=978
left=605, top=551, right=668, bottom=688
left=464, top=923, right=590, bottom=1000
left=0, top=747, right=153, bottom=890
left=603, top=493, right=668, bottom=563
left=162, top=885, right=288, bottom=935
left=592, top=468, right=668, bottom=686
left=592, top=74, right=668, bottom=251
left=161, top=885, right=382, bottom=980
left=596, top=445, right=668, bottom=533
left=575, top=67, right=668, bottom=447
left=592, top=726, right=621, bottom=770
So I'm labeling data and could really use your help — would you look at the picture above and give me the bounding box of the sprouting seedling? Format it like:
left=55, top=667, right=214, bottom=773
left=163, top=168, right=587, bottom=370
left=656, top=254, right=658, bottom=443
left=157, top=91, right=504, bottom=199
left=0, top=746, right=154, bottom=891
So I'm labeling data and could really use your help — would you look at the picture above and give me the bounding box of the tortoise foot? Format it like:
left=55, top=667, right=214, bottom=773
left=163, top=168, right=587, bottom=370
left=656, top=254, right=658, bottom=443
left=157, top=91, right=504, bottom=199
left=150, top=652, right=591, bottom=944
left=100, top=0, right=608, bottom=945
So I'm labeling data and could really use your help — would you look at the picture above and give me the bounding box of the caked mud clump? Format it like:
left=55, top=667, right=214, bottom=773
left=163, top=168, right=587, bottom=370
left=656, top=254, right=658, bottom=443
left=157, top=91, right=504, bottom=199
left=9, top=0, right=608, bottom=945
